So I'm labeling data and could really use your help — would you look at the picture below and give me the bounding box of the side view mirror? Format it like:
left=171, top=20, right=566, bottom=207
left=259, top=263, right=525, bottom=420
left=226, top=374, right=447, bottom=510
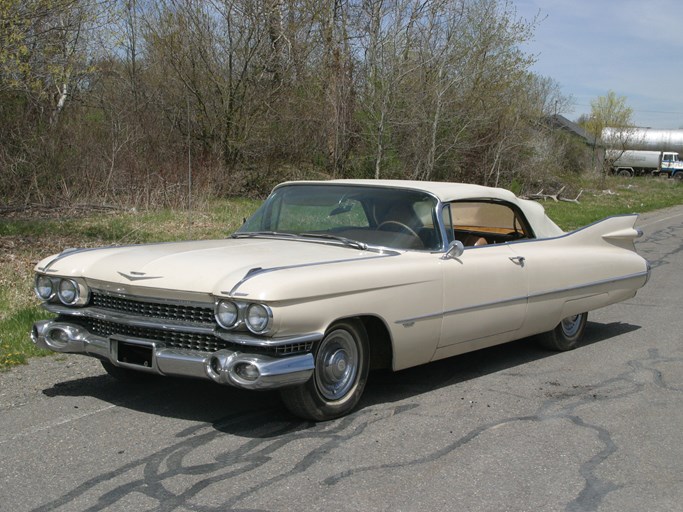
left=442, top=240, right=464, bottom=260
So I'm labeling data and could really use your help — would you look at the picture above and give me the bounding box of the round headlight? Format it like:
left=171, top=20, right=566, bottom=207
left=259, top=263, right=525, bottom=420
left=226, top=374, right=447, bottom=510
left=57, top=279, right=79, bottom=305
left=216, top=300, right=239, bottom=329
left=35, top=275, right=54, bottom=300
left=245, top=303, right=272, bottom=333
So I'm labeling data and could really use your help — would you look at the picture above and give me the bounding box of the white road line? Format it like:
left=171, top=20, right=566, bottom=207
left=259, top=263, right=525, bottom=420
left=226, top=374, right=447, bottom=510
left=0, top=404, right=117, bottom=445
left=638, top=212, right=683, bottom=228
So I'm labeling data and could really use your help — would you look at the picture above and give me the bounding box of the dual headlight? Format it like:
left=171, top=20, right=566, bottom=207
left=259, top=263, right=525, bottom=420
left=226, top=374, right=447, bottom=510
left=35, top=275, right=90, bottom=306
left=215, top=299, right=272, bottom=334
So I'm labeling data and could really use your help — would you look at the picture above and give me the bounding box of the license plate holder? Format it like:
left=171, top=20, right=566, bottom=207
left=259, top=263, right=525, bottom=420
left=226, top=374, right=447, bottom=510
left=114, top=338, right=154, bottom=368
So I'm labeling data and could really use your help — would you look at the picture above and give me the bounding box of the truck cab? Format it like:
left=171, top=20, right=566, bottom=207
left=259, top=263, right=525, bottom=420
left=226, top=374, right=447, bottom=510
left=659, top=152, right=683, bottom=179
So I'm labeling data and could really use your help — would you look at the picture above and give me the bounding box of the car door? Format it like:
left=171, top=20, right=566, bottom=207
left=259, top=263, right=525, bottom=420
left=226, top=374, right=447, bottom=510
left=438, top=200, right=529, bottom=349
left=439, top=243, right=527, bottom=348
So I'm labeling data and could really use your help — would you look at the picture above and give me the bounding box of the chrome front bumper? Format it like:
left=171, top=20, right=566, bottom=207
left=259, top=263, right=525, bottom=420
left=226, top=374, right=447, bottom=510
left=32, top=319, right=315, bottom=390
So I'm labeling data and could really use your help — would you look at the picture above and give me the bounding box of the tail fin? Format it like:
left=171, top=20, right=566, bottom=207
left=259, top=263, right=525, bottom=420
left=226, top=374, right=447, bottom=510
left=566, top=214, right=641, bottom=250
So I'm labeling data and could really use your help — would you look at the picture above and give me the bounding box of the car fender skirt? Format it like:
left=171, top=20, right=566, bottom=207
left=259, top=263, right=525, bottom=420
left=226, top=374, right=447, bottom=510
left=560, top=293, right=609, bottom=319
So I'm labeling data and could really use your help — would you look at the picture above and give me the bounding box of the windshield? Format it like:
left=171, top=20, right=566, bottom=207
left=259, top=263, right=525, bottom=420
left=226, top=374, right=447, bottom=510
left=237, top=184, right=442, bottom=251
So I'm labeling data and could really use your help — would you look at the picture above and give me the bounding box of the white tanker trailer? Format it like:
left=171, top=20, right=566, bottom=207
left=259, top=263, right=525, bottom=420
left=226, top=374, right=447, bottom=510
left=602, top=128, right=683, bottom=178
left=606, top=149, right=683, bottom=178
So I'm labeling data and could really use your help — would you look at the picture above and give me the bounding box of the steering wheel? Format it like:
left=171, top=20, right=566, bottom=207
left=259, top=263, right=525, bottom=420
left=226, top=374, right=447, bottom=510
left=376, top=220, right=420, bottom=239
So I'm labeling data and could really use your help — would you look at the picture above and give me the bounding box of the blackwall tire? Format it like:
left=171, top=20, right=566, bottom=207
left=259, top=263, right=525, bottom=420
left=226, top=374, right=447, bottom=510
left=280, top=319, right=369, bottom=421
left=537, top=312, right=588, bottom=351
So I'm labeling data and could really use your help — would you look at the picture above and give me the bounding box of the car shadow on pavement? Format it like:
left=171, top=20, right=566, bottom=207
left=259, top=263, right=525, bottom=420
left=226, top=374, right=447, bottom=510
left=41, top=320, right=640, bottom=437
left=360, top=320, right=641, bottom=408
left=42, top=369, right=291, bottom=431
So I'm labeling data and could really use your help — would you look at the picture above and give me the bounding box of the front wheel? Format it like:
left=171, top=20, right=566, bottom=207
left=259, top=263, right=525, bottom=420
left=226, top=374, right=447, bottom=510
left=280, top=319, right=369, bottom=421
left=536, top=312, right=588, bottom=351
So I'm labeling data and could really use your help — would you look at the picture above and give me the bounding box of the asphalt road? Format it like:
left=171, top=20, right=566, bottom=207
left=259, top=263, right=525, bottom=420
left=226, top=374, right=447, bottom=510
left=1, top=206, right=682, bottom=512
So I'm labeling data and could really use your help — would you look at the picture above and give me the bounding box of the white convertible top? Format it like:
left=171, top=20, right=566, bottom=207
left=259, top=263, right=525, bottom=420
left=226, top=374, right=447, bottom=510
left=284, top=179, right=566, bottom=239
left=330, top=179, right=518, bottom=202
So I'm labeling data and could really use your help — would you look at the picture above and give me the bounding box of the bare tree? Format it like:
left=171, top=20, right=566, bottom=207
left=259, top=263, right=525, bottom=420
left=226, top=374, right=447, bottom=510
left=356, top=0, right=425, bottom=178
left=0, top=0, right=577, bottom=205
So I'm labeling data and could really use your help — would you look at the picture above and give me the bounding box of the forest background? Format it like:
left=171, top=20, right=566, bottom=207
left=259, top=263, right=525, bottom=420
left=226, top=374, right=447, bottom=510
left=1, top=0, right=585, bottom=208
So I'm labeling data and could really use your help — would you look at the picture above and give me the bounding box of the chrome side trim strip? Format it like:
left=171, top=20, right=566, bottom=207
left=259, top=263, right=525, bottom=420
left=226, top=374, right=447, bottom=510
left=527, top=270, right=649, bottom=301
left=395, top=269, right=649, bottom=326
left=396, top=295, right=528, bottom=326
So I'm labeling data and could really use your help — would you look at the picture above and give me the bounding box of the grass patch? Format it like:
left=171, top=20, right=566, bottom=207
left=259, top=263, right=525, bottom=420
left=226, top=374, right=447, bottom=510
left=536, top=175, right=683, bottom=230
left=1, top=176, right=681, bottom=370
left=0, top=307, right=52, bottom=368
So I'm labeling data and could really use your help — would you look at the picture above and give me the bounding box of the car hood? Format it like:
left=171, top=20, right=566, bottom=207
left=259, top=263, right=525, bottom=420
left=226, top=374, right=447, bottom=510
left=37, top=238, right=393, bottom=296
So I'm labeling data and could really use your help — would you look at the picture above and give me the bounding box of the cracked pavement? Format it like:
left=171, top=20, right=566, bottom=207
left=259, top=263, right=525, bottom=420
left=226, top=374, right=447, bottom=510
left=1, top=206, right=682, bottom=512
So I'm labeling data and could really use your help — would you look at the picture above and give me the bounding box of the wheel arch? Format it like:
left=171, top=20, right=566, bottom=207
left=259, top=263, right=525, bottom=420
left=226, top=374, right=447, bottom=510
left=331, top=314, right=393, bottom=371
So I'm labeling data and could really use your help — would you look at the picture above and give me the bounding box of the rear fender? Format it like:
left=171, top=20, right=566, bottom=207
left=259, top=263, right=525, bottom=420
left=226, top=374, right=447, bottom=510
left=563, top=214, right=641, bottom=251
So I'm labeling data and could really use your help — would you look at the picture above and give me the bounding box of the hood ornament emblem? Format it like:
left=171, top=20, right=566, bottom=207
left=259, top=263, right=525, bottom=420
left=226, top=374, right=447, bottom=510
left=117, top=271, right=163, bottom=281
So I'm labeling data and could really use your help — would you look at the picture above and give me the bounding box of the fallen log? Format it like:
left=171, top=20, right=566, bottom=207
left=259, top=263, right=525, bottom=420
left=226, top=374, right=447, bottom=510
left=523, top=186, right=582, bottom=204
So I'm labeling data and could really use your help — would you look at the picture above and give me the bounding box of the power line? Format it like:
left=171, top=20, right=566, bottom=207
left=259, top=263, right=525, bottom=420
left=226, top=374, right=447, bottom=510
left=573, top=103, right=683, bottom=116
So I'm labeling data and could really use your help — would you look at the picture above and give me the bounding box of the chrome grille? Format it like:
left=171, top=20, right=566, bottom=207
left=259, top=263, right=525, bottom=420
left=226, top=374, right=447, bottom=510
left=69, top=317, right=313, bottom=356
left=88, top=318, right=222, bottom=352
left=274, top=341, right=311, bottom=354
left=91, top=291, right=214, bottom=324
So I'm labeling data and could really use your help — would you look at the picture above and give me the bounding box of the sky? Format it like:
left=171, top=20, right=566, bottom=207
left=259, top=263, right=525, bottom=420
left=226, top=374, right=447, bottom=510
left=514, top=0, right=683, bottom=129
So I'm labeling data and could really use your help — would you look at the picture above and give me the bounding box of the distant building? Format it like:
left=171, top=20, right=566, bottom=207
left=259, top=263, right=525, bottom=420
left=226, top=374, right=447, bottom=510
left=546, top=114, right=596, bottom=147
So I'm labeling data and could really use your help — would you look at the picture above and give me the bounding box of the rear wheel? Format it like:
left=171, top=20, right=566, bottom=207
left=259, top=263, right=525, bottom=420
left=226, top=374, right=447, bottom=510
left=537, top=312, right=588, bottom=351
left=280, top=319, right=369, bottom=421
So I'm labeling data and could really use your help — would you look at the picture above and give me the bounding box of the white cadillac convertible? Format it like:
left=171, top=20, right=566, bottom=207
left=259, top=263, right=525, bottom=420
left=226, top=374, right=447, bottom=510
left=32, top=180, right=650, bottom=420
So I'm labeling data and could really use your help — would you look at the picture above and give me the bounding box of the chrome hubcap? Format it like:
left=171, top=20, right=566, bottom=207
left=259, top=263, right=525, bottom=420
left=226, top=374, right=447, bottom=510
left=561, top=315, right=582, bottom=337
left=315, top=329, right=358, bottom=400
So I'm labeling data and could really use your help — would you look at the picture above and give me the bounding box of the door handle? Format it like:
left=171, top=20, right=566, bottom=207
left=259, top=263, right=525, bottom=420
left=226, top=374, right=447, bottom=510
left=509, top=256, right=525, bottom=266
